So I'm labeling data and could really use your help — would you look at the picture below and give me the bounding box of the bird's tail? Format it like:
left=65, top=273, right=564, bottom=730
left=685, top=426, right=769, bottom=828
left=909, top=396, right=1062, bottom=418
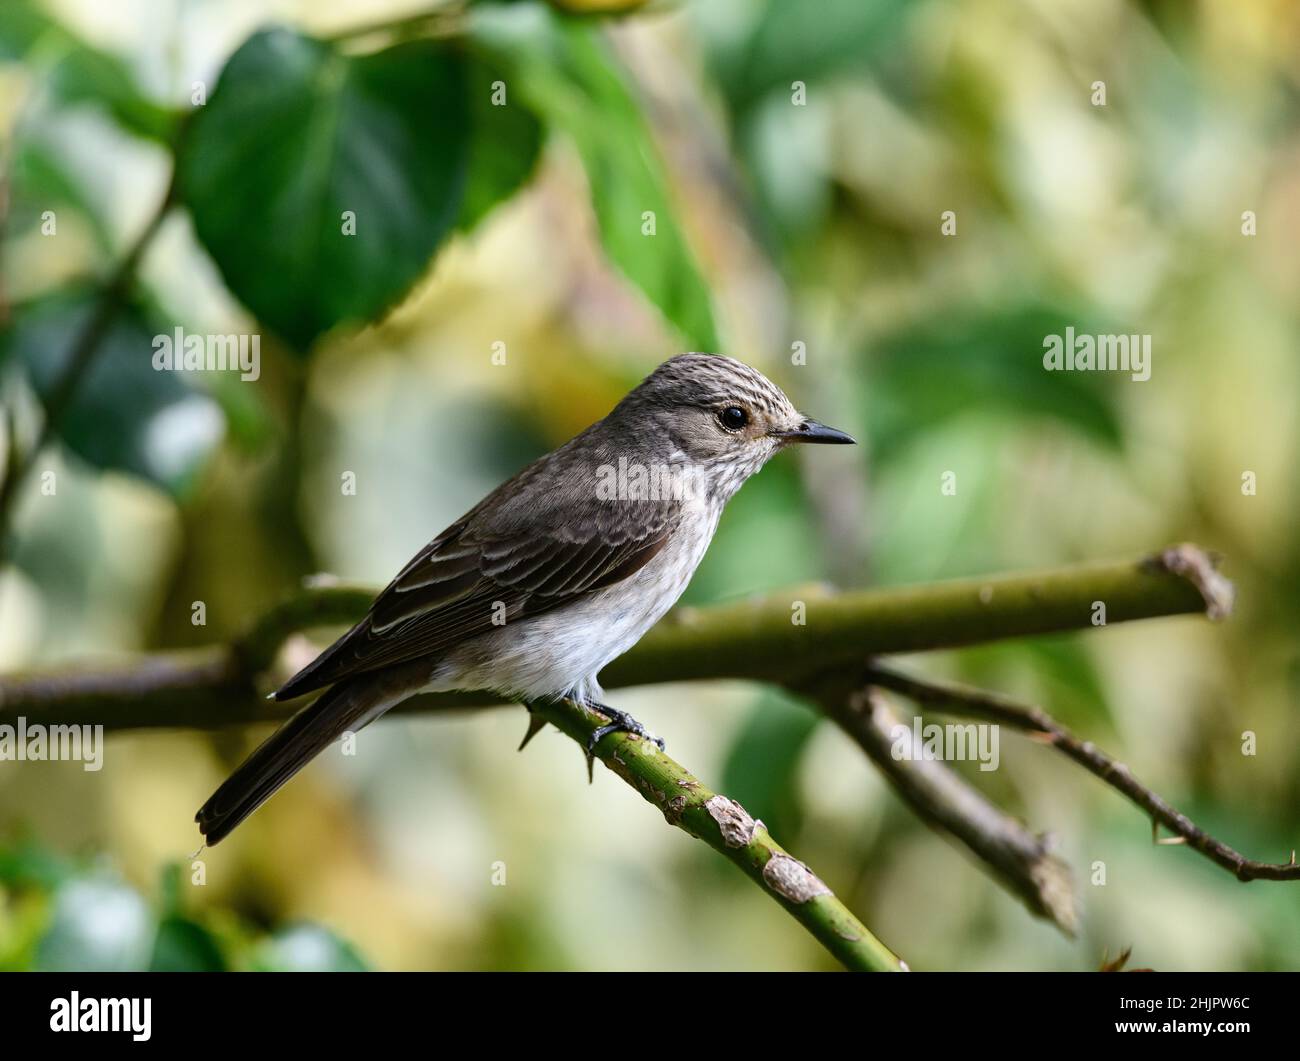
left=196, top=674, right=398, bottom=846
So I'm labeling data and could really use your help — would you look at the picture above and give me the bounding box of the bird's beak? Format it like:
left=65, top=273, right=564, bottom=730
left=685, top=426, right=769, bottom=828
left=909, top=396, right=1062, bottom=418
left=771, top=418, right=857, bottom=445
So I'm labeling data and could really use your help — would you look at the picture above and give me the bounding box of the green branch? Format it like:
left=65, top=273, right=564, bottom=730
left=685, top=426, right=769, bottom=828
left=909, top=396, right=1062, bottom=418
left=531, top=697, right=905, bottom=971
left=0, top=545, right=1235, bottom=968
left=0, top=544, right=1230, bottom=731
left=604, top=543, right=1231, bottom=688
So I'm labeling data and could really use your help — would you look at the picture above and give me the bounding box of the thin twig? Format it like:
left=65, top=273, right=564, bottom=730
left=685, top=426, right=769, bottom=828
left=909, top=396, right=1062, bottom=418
left=861, top=663, right=1300, bottom=883
left=803, top=678, right=1079, bottom=934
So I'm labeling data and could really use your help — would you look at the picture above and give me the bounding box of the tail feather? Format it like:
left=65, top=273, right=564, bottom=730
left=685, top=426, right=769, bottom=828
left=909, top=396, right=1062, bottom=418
left=197, top=676, right=391, bottom=845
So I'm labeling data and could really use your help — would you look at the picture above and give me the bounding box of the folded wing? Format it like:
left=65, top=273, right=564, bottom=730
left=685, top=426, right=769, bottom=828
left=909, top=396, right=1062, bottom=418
left=274, top=472, right=678, bottom=701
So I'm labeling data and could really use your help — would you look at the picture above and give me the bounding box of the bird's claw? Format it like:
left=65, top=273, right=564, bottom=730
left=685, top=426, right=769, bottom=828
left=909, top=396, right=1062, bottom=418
left=583, top=702, right=665, bottom=756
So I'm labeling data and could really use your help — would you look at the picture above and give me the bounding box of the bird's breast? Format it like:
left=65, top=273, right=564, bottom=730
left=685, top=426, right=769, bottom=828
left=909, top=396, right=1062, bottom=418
left=433, top=499, right=724, bottom=702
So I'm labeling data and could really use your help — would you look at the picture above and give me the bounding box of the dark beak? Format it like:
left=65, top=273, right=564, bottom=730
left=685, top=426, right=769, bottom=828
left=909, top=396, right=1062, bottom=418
left=771, top=418, right=857, bottom=445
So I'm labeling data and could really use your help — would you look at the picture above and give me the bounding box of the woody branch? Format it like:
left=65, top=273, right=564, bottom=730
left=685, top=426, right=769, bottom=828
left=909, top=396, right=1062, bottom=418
left=0, top=545, right=1230, bottom=730
left=0, top=544, right=1261, bottom=949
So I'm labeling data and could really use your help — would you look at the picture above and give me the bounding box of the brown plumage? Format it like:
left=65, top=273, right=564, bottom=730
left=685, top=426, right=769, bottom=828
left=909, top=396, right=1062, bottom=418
left=196, top=353, right=854, bottom=845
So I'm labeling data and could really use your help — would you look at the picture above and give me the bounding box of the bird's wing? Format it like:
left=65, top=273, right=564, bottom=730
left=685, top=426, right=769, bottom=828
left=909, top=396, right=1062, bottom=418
left=273, top=469, right=680, bottom=700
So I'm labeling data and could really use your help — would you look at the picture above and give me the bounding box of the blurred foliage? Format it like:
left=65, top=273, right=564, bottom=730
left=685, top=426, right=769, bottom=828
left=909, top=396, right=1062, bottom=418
left=865, top=302, right=1126, bottom=462
left=0, top=1, right=175, bottom=143
left=0, top=0, right=1297, bottom=971
left=1, top=287, right=222, bottom=494
left=182, top=30, right=484, bottom=350
left=472, top=4, right=718, bottom=347
left=0, top=839, right=370, bottom=971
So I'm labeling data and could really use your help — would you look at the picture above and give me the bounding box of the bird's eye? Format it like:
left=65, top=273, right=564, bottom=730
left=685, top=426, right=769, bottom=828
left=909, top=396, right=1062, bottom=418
left=719, top=406, right=749, bottom=431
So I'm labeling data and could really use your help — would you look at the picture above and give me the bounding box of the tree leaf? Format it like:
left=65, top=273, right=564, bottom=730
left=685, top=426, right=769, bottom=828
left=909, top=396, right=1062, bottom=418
left=0, top=836, right=73, bottom=889
left=864, top=303, right=1126, bottom=462
left=7, top=136, right=114, bottom=253
left=149, top=916, right=227, bottom=972
left=473, top=8, right=718, bottom=349
left=178, top=28, right=473, bottom=351
left=0, top=0, right=175, bottom=143
left=720, top=688, right=818, bottom=840
left=705, top=0, right=911, bottom=115
left=456, top=57, right=543, bottom=232
left=0, top=288, right=224, bottom=496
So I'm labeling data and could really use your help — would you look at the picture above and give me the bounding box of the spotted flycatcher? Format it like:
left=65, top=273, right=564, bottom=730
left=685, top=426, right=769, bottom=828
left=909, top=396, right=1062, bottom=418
left=197, top=353, right=854, bottom=844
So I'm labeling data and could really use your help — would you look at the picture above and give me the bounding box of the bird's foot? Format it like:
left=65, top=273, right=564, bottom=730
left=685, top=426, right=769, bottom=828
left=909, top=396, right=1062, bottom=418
left=584, top=701, right=665, bottom=754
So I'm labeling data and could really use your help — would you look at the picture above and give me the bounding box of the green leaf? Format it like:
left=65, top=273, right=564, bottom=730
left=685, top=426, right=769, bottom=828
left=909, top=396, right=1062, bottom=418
left=720, top=688, right=818, bottom=840
left=473, top=8, right=718, bottom=348
left=0, top=0, right=175, bottom=143
left=0, top=288, right=225, bottom=495
left=864, top=303, right=1126, bottom=463
left=149, top=916, right=227, bottom=972
left=962, top=636, right=1114, bottom=731
left=252, top=924, right=371, bottom=972
left=0, top=0, right=47, bottom=58
left=7, top=136, right=114, bottom=253
left=0, top=836, right=73, bottom=890
left=457, top=57, right=543, bottom=231
left=45, top=45, right=176, bottom=143
left=179, top=28, right=473, bottom=351
left=705, top=0, right=911, bottom=114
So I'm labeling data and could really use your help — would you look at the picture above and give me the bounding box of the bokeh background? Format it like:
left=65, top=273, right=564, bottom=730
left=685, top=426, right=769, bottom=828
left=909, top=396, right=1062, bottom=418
left=1, top=0, right=1298, bottom=971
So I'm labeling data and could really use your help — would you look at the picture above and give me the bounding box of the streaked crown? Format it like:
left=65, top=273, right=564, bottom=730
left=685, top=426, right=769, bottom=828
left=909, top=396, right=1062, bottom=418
left=622, top=353, right=798, bottom=420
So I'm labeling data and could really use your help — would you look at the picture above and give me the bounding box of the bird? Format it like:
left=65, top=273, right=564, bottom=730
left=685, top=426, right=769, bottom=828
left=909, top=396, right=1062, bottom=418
left=196, top=353, right=855, bottom=845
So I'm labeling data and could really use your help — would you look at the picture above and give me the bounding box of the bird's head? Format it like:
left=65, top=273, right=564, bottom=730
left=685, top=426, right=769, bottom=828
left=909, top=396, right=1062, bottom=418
left=611, top=353, right=854, bottom=494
